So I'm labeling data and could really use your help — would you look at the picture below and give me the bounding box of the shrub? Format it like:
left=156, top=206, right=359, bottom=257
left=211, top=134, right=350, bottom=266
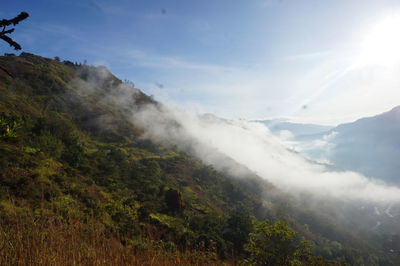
left=243, top=220, right=311, bottom=266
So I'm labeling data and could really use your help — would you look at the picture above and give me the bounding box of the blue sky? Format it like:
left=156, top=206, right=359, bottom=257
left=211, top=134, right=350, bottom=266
left=3, top=0, right=400, bottom=125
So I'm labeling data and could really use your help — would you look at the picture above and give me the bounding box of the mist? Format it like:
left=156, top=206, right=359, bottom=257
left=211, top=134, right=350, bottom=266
left=76, top=67, right=400, bottom=204
left=130, top=103, right=400, bottom=203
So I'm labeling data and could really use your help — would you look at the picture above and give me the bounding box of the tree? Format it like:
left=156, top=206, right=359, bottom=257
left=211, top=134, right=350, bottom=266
left=244, top=220, right=311, bottom=266
left=164, top=188, right=184, bottom=214
left=223, top=211, right=254, bottom=256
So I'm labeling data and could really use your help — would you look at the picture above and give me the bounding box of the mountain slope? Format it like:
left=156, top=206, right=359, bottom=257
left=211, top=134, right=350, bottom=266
left=296, top=106, right=400, bottom=184
left=0, top=53, right=396, bottom=265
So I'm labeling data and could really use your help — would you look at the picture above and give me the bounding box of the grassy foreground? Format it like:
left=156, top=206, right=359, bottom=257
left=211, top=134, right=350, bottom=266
left=0, top=217, right=227, bottom=266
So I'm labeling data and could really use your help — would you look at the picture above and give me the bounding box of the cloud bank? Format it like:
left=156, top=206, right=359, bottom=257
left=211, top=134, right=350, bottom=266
left=129, top=103, right=400, bottom=203
left=76, top=67, right=400, bottom=203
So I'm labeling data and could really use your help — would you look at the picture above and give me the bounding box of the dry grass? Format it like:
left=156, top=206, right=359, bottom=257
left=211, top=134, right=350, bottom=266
left=0, top=217, right=229, bottom=266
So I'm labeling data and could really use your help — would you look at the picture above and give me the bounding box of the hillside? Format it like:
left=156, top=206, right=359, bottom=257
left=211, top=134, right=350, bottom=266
left=0, top=53, right=397, bottom=265
left=295, top=106, right=400, bottom=185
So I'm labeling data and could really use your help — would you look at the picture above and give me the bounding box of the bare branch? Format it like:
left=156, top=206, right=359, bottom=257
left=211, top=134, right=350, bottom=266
left=0, top=12, right=29, bottom=27
left=0, top=35, right=22, bottom=50
left=0, top=12, right=29, bottom=51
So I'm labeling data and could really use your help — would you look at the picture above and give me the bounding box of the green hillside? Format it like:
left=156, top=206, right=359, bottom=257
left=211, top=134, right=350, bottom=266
left=0, top=53, right=395, bottom=265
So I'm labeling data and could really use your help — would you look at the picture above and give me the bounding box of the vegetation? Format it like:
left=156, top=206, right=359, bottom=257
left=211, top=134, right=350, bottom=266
left=0, top=53, right=397, bottom=265
left=0, top=216, right=225, bottom=266
left=242, top=220, right=338, bottom=266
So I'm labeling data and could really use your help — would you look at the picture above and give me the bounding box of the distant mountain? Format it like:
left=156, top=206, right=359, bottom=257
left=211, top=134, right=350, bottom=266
left=255, top=119, right=333, bottom=137
left=295, top=106, right=400, bottom=184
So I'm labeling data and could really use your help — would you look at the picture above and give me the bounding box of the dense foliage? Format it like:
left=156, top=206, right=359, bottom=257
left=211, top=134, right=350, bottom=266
left=243, top=220, right=338, bottom=266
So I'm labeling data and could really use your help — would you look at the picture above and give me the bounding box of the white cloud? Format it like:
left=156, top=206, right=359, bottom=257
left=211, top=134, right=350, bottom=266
left=128, top=102, right=400, bottom=203
left=285, top=131, right=338, bottom=165
left=278, top=130, right=294, bottom=141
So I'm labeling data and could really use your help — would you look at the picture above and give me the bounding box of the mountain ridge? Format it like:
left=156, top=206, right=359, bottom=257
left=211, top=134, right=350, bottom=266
left=288, top=105, right=400, bottom=185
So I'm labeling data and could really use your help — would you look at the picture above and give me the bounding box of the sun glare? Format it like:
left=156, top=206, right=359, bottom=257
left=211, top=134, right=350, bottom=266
left=358, top=15, right=400, bottom=67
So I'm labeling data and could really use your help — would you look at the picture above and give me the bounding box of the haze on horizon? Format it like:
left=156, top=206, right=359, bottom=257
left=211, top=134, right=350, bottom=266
left=3, top=0, right=400, bottom=125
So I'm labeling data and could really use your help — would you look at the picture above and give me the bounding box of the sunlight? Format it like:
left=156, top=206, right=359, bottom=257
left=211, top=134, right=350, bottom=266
left=358, top=15, right=400, bottom=67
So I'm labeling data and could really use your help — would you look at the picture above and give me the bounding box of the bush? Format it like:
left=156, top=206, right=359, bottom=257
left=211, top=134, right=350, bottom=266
left=243, top=220, right=311, bottom=266
left=0, top=114, right=20, bottom=139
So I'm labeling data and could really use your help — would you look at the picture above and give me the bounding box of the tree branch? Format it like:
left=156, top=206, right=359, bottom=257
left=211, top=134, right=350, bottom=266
left=0, top=12, right=29, bottom=27
left=0, top=35, right=21, bottom=50
left=0, top=12, right=28, bottom=51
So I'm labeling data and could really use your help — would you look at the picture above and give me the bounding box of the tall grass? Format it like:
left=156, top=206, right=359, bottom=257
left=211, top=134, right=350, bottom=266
left=0, top=217, right=228, bottom=266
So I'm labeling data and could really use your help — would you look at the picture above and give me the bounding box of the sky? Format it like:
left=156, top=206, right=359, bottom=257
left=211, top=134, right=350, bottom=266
left=3, top=0, right=400, bottom=125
